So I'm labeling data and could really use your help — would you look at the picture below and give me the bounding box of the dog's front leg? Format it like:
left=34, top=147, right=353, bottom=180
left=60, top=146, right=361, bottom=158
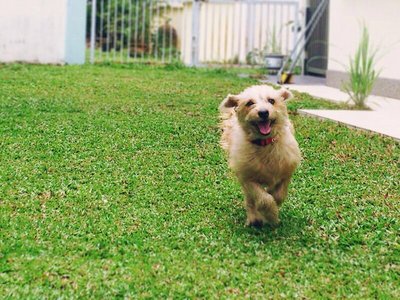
left=240, top=180, right=280, bottom=227
left=270, top=177, right=291, bottom=207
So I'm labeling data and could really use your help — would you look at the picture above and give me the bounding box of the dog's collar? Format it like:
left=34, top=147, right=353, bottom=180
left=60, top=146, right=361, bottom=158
left=251, top=136, right=277, bottom=147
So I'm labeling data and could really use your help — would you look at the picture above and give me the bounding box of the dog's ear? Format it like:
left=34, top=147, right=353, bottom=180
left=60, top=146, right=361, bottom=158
left=279, top=88, right=293, bottom=101
left=219, top=94, right=239, bottom=112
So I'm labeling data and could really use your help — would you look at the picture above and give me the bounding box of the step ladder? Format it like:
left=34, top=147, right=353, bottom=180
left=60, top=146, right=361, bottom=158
left=278, top=0, right=329, bottom=84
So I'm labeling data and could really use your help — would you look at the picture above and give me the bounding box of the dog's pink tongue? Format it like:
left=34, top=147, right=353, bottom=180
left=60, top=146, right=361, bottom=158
left=258, top=121, right=271, bottom=135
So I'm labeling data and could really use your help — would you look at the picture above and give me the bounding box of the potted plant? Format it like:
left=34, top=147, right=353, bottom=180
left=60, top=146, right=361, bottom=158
left=264, top=22, right=294, bottom=72
left=245, top=22, right=293, bottom=70
left=264, top=26, right=284, bottom=71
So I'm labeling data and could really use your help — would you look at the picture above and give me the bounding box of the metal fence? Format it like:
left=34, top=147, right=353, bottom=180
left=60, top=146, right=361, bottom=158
left=88, top=0, right=300, bottom=66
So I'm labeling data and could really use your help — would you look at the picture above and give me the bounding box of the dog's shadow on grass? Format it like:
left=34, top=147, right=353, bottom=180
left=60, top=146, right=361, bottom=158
left=230, top=208, right=309, bottom=243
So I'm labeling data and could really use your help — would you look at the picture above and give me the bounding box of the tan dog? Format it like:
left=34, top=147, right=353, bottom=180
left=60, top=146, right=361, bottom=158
left=219, top=85, right=301, bottom=227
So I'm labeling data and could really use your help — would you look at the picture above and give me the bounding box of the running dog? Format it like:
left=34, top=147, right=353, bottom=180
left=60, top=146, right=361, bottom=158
left=219, top=85, right=301, bottom=227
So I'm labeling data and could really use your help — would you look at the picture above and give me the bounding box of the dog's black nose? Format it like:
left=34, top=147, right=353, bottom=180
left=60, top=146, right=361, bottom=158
left=258, top=110, right=269, bottom=120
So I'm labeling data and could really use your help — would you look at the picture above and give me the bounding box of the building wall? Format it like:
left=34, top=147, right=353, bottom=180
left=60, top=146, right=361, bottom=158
left=327, top=0, right=400, bottom=98
left=0, top=0, right=86, bottom=64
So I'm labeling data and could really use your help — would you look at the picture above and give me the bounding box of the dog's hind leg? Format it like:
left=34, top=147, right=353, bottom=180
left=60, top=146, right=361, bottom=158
left=241, top=181, right=280, bottom=227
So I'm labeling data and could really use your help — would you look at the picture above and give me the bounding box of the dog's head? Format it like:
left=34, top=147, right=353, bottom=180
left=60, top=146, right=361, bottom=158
left=220, top=85, right=292, bottom=138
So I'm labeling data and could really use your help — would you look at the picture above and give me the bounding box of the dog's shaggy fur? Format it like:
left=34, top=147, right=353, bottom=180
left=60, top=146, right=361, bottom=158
left=219, top=85, right=301, bottom=227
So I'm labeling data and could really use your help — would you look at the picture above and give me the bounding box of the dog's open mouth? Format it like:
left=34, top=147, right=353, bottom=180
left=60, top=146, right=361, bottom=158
left=256, top=120, right=274, bottom=135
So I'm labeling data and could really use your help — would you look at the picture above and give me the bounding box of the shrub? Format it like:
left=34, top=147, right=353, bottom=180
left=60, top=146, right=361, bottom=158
left=343, top=26, right=379, bottom=109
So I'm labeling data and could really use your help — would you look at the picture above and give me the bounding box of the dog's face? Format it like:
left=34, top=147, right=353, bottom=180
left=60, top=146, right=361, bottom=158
left=220, top=85, right=292, bottom=138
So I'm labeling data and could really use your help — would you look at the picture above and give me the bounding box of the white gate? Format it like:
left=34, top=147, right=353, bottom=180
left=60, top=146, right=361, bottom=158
left=88, top=0, right=300, bottom=66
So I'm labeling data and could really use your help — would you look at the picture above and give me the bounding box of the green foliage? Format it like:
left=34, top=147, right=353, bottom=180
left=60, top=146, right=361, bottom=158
left=99, top=0, right=153, bottom=52
left=267, top=25, right=282, bottom=54
left=151, top=22, right=180, bottom=59
left=163, top=60, right=186, bottom=70
left=0, top=64, right=398, bottom=298
left=88, top=0, right=178, bottom=60
left=343, top=26, right=379, bottom=109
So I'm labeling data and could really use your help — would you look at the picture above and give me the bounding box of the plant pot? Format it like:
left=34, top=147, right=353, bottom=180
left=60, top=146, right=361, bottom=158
left=265, top=54, right=284, bottom=71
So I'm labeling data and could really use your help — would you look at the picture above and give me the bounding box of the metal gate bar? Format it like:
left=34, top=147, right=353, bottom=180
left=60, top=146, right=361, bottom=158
left=88, top=0, right=300, bottom=67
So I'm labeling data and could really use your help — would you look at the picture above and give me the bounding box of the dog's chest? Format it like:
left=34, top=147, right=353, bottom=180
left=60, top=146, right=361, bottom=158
left=234, top=144, right=299, bottom=186
left=253, top=154, right=291, bottom=183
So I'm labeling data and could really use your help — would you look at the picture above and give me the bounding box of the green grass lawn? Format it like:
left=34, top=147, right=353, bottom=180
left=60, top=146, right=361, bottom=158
left=0, top=63, right=399, bottom=299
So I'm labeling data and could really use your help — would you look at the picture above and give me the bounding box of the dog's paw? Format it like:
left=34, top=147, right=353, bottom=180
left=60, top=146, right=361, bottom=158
left=246, top=219, right=264, bottom=229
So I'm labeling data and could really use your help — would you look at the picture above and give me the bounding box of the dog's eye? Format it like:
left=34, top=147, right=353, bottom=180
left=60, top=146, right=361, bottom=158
left=246, top=100, right=255, bottom=107
left=268, top=98, right=275, bottom=105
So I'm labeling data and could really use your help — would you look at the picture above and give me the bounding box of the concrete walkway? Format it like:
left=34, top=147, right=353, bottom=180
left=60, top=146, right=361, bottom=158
left=263, top=76, right=400, bottom=141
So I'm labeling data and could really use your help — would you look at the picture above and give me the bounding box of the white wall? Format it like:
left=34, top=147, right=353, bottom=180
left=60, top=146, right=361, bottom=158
left=328, top=0, right=400, bottom=80
left=0, top=0, right=86, bottom=64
